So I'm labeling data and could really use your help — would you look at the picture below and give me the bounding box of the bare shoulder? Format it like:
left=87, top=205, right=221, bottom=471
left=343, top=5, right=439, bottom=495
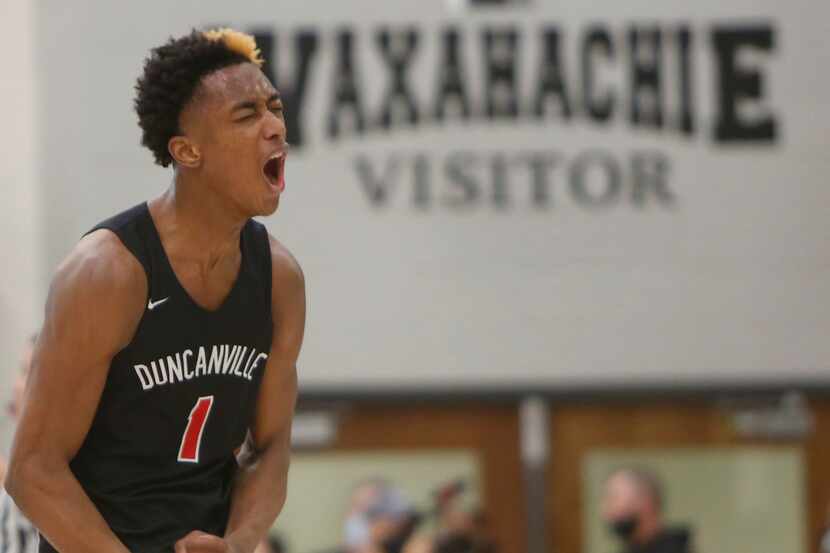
left=264, top=234, right=305, bottom=363
left=46, top=229, right=147, bottom=350
left=267, top=233, right=304, bottom=292
left=53, top=229, right=146, bottom=298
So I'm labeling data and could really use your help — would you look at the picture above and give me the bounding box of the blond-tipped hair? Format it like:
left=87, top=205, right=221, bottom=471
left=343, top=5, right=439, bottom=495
left=202, top=28, right=264, bottom=67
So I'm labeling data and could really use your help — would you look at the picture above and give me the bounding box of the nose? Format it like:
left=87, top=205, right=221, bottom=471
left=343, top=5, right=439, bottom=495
left=262, top=110, right=285, bottom=144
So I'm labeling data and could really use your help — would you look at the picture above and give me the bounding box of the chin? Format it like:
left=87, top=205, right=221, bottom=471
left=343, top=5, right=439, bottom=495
left=258, top=195, right=280, bottom=217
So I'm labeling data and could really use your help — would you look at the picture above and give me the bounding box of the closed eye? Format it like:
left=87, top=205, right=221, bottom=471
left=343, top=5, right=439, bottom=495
left=235, top=112, right=257, bottom=122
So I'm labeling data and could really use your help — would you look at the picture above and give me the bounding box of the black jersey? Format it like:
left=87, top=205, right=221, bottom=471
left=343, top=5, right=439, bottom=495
left=39, top=203, right=273, bottom=553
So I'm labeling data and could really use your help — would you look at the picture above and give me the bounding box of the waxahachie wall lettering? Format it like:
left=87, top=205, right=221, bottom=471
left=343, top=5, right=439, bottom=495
left=239, top=22, right=777, bottom=213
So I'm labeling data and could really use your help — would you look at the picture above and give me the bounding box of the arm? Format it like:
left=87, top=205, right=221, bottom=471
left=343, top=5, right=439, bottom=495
left=223, top=237, right=305, bottom=553
left=4, top=231, right=147, bottom=553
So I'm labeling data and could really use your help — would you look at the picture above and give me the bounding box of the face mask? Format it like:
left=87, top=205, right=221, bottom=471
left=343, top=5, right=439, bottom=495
left=382, top=534, right=410, bottom=553
left=610, top=515, right=639, bottom=541
left=344, top=514, right=370, bottom=549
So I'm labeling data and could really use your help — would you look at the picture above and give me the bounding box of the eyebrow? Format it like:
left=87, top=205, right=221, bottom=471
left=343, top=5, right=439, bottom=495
left=231, top=92, right=282, bottom=113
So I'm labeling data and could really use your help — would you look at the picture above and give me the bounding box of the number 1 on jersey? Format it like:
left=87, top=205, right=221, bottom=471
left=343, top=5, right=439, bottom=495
left=178, top=396, right=214, bottom=463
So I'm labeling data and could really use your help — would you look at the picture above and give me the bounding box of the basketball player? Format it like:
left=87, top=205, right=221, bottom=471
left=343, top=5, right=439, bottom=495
left=4, top=29, right=305, bottom=553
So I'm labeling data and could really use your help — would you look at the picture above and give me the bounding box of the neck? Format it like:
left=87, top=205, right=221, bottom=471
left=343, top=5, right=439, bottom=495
left=148, top=171, right=247, bottom=266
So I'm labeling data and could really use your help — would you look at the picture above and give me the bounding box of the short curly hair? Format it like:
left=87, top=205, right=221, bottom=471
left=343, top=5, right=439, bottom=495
left=134, top=29, right=264, bottom=167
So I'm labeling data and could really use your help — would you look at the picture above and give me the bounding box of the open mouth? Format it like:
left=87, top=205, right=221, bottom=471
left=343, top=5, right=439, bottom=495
left=262, top=151, right=286, bottom=192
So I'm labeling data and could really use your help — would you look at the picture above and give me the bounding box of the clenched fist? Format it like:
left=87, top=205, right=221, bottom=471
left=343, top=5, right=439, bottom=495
left=174, top=531, right=240, bottom=553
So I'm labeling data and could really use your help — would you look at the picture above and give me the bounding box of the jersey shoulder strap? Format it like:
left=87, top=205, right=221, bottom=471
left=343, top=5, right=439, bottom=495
left=241, top=218, right=273, bottom=308
left=85, top=202, right=153, bottom=281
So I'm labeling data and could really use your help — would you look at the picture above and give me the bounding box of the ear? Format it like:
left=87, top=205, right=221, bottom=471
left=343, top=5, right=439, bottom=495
left=168, top=135, right=201, bottom=168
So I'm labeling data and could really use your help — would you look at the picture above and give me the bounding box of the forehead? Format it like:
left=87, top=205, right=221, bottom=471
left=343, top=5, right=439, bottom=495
left=197, top=63, right=276, bottom=108
left=606, top=472, right=641, bottom=497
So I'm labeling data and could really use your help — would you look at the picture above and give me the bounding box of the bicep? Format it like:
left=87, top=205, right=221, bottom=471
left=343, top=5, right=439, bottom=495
left=14, top=236, right=146, bottom=464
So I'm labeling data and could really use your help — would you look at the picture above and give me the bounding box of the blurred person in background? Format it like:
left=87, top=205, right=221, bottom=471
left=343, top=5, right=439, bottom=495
left=400, top=480, right=496, bottom=553
left=601, top=467, right=693, bottom=553
left=0, top=334, right=39, bottom=553
left=431, top=509, right=495, bottom=553
left=4, top=28, right=304, bottom=553
left=430, top=481, right=495, bottom=553
left=330, top=479, right=421, bottom=553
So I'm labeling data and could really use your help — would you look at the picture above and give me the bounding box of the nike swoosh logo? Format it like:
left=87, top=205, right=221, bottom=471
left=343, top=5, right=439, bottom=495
left=147, top=297, right=170, bottom=311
